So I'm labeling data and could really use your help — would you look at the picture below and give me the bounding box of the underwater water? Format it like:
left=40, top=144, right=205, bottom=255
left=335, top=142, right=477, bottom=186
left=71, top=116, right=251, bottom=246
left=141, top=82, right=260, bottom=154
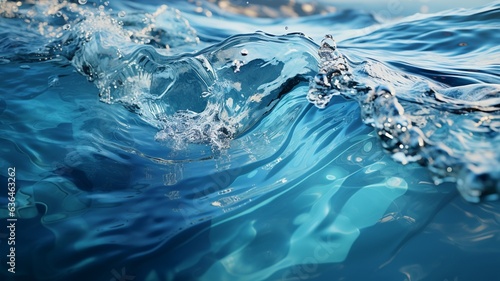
left=0, top=0, right=499, bottom=280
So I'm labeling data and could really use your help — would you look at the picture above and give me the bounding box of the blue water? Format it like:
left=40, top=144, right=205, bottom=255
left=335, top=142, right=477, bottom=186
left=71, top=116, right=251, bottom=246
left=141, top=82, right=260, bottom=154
left=1, top=1, right=499, bottom=280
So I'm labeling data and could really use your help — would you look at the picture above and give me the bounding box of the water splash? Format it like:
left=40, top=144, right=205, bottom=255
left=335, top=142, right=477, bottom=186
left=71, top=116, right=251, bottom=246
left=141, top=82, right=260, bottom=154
left=2, top=0, right=318, bottom=151
left=308, top=35, right=500, bottom=203
left=69, top=12, right=319, bottom=149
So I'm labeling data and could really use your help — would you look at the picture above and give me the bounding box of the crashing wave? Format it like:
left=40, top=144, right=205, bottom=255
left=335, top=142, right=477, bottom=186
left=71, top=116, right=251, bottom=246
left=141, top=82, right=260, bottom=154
left=3, top=0, right=318, bottom=151
left=68, top=9, right=318, bottom=149
left=308, top=35, right=500, bottom=203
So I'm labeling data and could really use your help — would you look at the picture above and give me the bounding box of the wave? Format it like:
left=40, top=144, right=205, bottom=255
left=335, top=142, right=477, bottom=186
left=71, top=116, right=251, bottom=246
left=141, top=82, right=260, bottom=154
left=308, top=32, right=500, bottom=202
left=1, top=1, right=500, bottom=280
left=2, top=0, right=499, bottom=203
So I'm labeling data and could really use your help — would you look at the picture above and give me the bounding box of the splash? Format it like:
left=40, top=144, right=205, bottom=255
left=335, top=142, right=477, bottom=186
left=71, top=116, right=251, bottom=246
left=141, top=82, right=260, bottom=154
left=308, top=35, right=500, bottom=203
left=3, top=0, right=318, bottom=151
left=69, top=13, right=318, bottom=150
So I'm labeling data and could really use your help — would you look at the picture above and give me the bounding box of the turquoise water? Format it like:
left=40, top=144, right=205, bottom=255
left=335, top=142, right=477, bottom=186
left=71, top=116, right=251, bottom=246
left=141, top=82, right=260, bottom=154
left=0, top=1, right=499, bottom=280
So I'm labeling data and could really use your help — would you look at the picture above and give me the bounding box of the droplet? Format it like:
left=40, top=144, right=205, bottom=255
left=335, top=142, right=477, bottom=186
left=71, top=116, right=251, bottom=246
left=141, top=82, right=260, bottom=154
left=118, top=11, right=126, bottom=17
left=63, top=24, right=71, bottom=30
left=78, top=0, right=87, bottom=4
left=56, top=11, right=63, bottom=17
left=285, top=26, right=288, bottom=30
left=240, top=49, right=248, bottom=56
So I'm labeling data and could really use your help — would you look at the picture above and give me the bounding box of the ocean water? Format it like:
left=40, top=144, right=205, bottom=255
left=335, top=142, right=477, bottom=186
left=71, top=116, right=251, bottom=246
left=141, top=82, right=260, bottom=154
left=0, top=0, right=499, bottom=280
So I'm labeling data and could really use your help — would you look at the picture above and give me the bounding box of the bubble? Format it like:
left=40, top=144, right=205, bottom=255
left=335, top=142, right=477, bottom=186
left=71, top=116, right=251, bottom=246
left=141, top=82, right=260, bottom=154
left=240, top=49, right=248, bottom=56
left=63, top=24, right=71, bottom=30
left=326, top=175, right=336, bottom=180
left=78, top=0, right=87, bottom=4
left=56, top=11, right=63, bottom=17
left=118, top=11, right=126, bottom=17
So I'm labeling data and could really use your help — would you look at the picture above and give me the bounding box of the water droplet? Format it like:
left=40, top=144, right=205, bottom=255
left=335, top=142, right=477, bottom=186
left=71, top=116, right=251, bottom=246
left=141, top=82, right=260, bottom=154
left=240, top=49, right=248, bottom=56
left=78, top=0, right=87, bottom=4
left=118, top=11, right=126, bottom=17
left=63, top=24, right=71, bottom=30
left=56, top=11, right=62, bottom=17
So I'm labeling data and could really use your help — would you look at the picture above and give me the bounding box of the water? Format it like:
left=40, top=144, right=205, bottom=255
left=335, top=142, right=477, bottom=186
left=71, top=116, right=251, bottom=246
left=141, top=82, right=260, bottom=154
left=0, top=1, right=499, bottom=280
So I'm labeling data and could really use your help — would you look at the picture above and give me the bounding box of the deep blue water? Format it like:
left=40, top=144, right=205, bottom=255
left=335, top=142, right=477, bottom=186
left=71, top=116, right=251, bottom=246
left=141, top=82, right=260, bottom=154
left=0, top=1, right=499, bottom=280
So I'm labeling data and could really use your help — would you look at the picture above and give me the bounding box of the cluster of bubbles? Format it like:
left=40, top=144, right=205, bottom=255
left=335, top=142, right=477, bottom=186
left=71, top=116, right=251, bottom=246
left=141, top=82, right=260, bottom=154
left=308, top=35, right=500, bottom=203
left=154, top=103, right=236, bottom=150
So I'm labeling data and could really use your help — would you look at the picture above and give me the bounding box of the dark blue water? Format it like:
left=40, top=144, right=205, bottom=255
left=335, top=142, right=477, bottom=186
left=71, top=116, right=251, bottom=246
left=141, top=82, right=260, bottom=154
left=0, top=1, right=499, bottom=280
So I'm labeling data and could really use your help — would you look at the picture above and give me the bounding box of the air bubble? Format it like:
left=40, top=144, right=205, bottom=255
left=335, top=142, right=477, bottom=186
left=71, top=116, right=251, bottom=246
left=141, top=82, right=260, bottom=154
left=78, top=0, right=87, bottom=4
left=326, top=175, right=336, bottom=180
left=118, top=11, right=126, bottom=17
left=240, top=49, right=248, bottom=56
left=63, top=24, right=71, bottom=30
